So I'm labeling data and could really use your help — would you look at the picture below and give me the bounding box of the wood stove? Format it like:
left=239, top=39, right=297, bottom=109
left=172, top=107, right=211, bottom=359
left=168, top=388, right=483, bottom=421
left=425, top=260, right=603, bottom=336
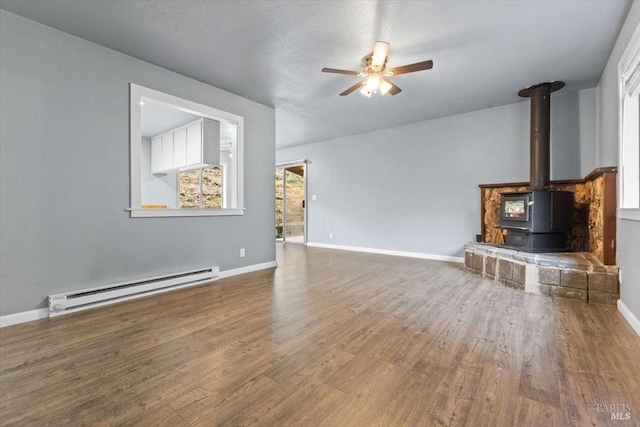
left=500, top=190, right=573, bottom=252
left=499, top=81, right=574, bottom=252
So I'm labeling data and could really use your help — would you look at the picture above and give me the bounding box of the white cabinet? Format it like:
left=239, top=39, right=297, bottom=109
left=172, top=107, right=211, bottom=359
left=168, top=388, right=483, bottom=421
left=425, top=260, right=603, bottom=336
left=150, top=118, right=220, bottom=174
left=200, top=119, right=221, bottom=166
left=173, top=128, right=187, bottom=169
left=186, top=122, right=202, bottom=166
left=151, top=137, right=162, bottom=174
left=161, top=134, right=174, bottom=171
left=186, top=119, right=220, bottom=169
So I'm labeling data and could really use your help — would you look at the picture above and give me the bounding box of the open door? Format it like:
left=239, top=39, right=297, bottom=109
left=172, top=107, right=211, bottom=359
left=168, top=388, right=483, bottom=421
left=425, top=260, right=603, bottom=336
left=275, top=162, right=306, bottom=245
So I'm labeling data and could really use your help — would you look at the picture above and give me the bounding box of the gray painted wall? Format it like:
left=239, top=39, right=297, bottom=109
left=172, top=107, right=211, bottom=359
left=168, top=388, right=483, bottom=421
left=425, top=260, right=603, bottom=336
left=579, top=88, right=597, bottom=177
left=597, top=1, right=640, bottom=168
left=277, top=90, right=593, bottom=258
left=0, top=11, right=275, bottom=316
left=551, top=89, right=585, bottom=180
left=596, top=1, right=640, bottom=323
left=618, top=220, right=640, bottom=321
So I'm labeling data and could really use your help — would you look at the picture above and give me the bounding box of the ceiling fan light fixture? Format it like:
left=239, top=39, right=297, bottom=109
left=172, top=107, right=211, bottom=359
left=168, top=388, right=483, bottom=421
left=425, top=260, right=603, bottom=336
left=379, top=80, right=392, bottom=95
left=322, top=41, right=432, bottom=97
left=360, top=86, right=372, bottom=97
left=366, top=74, right=381, bottom=91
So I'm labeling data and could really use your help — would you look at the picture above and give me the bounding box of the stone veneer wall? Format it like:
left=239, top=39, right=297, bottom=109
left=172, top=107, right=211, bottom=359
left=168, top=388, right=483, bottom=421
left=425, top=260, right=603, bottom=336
left=464, top=243, right=620, bottom=306
left=479, top=168, right=616, bottom=264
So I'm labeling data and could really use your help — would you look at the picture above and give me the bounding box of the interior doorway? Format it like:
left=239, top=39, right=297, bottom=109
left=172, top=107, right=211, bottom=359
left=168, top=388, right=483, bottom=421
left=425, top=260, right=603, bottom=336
left=275, top=162, right=306, bottom=245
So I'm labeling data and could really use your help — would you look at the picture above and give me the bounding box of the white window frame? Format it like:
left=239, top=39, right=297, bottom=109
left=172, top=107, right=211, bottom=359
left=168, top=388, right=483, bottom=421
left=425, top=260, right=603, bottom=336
left=618, top=23, right=640, bottom=222
left=129, top=84, right=244, bottom=217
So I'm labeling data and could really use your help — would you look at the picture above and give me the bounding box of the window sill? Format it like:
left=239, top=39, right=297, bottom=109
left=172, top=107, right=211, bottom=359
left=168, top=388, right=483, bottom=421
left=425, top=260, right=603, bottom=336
left=127, top=208, right=245, bottom=218
left=618, top=208, right=640, bottom=222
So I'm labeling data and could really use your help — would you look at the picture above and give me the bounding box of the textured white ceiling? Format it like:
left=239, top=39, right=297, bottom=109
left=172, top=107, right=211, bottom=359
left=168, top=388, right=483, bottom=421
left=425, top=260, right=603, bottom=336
left=0, top=0, right=631, bottom=148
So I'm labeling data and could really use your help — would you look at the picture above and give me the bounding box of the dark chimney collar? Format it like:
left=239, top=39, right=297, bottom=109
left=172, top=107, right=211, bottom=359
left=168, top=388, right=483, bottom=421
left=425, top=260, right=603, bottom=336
left=518, top=81, right=565, bottom=98
left=518, top=81, right=565, bottom=190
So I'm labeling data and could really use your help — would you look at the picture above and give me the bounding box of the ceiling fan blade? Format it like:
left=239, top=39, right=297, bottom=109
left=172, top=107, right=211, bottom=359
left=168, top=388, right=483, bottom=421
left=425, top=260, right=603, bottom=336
left=339, top=80, right=365, bottom=96
left=322, top=67, right=361, bottom=76
left=382, top=78, right=402, bottom=96
left=389, top=60, right=433, bottom=75
left=371, top=41, right=390, bottom=69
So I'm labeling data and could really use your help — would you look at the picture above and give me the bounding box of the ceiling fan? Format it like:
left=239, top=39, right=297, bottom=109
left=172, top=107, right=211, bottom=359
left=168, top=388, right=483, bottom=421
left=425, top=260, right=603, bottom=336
left=321, top=41, right=433, bottom=97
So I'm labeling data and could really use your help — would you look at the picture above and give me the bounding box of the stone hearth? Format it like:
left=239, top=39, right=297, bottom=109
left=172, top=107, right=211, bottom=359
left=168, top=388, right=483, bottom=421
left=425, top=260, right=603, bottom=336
left=464, top=243, right=619, bottom=305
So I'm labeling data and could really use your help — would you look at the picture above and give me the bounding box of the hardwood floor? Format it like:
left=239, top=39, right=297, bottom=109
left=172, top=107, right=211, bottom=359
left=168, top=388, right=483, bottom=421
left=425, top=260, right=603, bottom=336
left=1, top=244, right=639, bottom=426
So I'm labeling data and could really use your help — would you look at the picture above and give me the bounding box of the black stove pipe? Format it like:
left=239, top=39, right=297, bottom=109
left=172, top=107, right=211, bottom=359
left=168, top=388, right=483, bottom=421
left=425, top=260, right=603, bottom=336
left=518, top=81, right=565, bottom=191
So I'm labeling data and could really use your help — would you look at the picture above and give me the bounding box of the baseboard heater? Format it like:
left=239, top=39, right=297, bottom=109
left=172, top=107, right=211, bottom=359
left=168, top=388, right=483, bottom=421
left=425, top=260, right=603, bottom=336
left=48, top=266, right=219, bottom=316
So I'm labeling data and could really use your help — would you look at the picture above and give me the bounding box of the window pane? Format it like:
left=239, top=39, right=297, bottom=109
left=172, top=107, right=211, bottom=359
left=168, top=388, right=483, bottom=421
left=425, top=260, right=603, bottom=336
left=179, top=169, right=201, bottom=208
left=202, top=166, right=223, bottom=208
left=178, top=167, right=223, bottom=209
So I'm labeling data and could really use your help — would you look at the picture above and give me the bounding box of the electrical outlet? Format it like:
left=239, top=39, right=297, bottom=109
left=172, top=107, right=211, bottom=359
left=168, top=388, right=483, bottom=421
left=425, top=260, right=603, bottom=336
left=240, top=248, right=245, bottom=257
left=329, top=233, right=333, bottom=239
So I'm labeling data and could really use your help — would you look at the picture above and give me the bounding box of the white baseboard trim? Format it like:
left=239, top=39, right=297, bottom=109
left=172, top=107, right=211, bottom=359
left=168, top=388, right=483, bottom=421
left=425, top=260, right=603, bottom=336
left=218, top=260, right=278, bottom=279
left=0, top=260, right=278, bottom=328
left=618, top=299, right=640, bottom=336
left=306, top=242, right=464, bottom=264
left=0, top=308, right=49, bottom=328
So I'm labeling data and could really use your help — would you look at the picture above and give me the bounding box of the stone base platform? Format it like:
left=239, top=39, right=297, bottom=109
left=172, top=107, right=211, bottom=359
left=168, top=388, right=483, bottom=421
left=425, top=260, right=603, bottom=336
left=464, top=243, right=619, bottom=305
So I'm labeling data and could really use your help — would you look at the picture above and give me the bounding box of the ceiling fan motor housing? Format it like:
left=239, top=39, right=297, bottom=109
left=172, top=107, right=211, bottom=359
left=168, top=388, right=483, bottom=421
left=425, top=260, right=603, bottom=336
left=361, top=54, right=387, bottom=73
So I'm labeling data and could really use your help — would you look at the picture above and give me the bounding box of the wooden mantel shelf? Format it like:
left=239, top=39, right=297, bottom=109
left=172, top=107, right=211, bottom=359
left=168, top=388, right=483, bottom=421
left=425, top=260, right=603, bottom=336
left=478, top=167, right=617, bottom=189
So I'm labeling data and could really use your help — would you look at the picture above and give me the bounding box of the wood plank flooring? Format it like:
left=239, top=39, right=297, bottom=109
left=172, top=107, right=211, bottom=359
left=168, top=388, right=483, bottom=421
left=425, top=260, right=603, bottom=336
left=1, top=244, right=639, bottom=426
